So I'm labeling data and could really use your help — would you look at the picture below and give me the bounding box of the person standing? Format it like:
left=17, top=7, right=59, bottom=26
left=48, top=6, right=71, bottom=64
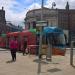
left=36, top=35, right=40, bottom=56
left=23, top=37, right=27, bottom=55
left=9, top=37, right=18, bottom=61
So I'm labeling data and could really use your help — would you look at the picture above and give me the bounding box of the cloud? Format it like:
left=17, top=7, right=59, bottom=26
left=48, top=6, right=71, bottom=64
left=0, top=0, right=40, bottom=27
left=0, top=0, right=22, bottom=24
left=45, top=0, right=75, bottom=9
left=45, top=0, right=66, bottom=9
left=25, top=0, right=33, bottom=3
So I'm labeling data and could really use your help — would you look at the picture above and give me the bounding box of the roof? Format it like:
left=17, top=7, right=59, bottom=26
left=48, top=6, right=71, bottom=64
left=44, top=27, right=63, bottom=34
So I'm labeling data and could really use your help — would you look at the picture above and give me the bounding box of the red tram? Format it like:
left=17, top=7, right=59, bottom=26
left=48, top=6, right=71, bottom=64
left=20, top=30, right=36, bottom=54
left=1, top=31, right=36, bottom=54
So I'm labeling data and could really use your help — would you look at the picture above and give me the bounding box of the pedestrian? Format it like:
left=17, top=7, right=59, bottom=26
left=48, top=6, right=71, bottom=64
left=36, top=35, right=39, bottom=56
left=23, top=37, right=27, bottom=55
left=9, top=37, right=18, bottom=61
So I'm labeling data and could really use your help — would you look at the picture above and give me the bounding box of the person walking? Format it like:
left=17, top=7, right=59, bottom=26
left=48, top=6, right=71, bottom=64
left=9, top=37, right=18, bottom=61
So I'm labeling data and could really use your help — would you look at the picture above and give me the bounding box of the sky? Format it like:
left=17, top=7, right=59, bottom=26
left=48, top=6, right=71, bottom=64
left=0, top=0, right=75, bottom=28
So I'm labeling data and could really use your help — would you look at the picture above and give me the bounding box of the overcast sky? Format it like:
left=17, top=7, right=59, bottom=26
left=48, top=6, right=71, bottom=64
left=0, top=0, right=75, bottom=27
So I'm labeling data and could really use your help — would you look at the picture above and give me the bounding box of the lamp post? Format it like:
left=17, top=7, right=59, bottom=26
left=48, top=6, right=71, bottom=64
left=37, top=0, right=44, bottom=74
left=51, top=2, right=56, bottom=27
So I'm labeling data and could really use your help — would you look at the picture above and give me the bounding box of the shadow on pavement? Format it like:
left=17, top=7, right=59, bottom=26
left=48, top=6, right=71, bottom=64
left=33, top=59, right=49, bottom=64
left=71, top=65, right=75, bottom=68
left=6, top=60, right=15, bottom=63
left=52, top=62, right=60, bottom=64
left=33, top=59, right=60, bottom=65
left=47, top=68, right=62, bottom=73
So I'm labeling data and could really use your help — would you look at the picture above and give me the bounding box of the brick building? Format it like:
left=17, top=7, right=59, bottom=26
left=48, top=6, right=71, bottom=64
left=0, top=7, right=7, bottom=34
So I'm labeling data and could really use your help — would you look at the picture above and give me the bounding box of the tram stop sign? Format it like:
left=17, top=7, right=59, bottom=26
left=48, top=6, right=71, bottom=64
left=36, top=21, right=47, bottom=27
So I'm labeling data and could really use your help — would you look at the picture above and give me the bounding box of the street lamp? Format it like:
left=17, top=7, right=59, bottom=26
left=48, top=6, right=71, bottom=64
left=52, top=2, right=56, bottom=9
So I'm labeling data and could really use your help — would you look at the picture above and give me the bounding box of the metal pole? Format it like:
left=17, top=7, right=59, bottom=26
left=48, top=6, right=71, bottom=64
left=41, top=0, right=44, bottom=20
left=67, top=9, right=74, bottom=66
left=37, top=0, right=44, bottom=74
left=46, top=36, right=52, bottom=61
left=37, top=27, right=43, bottom=74
left=67, top=4, right=73, bottom=66
left=70, top=41, right=74, bottom=66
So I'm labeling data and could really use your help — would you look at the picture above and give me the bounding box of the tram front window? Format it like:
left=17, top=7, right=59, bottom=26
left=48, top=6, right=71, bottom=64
left=52, top=34, right=65, bottom=46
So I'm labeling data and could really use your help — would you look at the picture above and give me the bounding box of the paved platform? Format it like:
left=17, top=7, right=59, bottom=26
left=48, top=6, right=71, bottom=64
left=0, top=49, right=75, bottom=75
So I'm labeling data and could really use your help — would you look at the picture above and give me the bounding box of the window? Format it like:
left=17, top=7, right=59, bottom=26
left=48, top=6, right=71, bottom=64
left=33, top=21, right=36, bottom=28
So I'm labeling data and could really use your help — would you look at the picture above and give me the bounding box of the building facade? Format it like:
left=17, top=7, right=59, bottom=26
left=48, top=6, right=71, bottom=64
left=25, top=2, right=75, bottom=43
left=25, top=8, right=58, bottom=29
left=6, top=22, right=23, bottom=32
left=25, top=2, right=71, bottom=30
left=0, top=7, right=23, bottom=34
